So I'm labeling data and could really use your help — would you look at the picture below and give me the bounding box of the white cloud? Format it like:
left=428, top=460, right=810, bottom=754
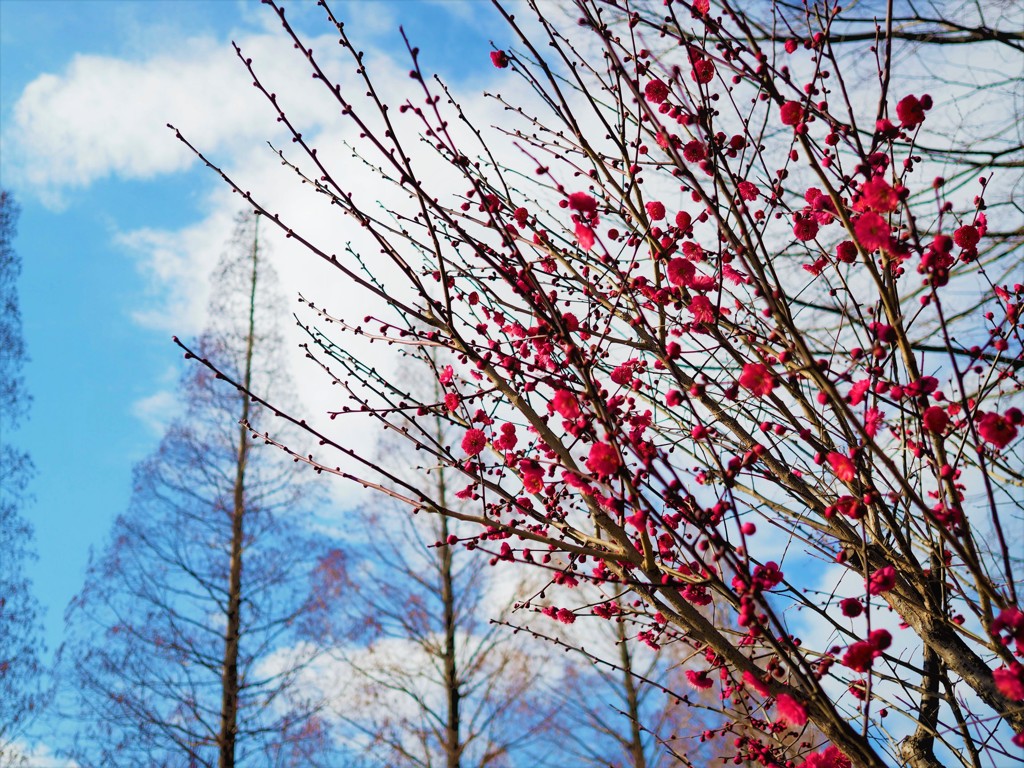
left=3, top=740, right=78, bottom=768
left=2, top=28, right=348, bottom=205
left=117, top=220, right=220, bottom=336
left=130, top=387, right=179, bottom=434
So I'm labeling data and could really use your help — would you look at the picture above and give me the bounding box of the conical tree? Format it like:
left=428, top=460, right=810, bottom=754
left=59, top=212, right=337, bottom=767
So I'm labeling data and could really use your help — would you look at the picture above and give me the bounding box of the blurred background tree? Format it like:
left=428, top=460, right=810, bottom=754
left=0, top=190, right=44, bottom=767
left=58, top=213, right=340, bottom=768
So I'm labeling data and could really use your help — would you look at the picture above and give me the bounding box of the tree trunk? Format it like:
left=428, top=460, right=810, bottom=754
left=218, top=218, right=260, bottom=768
left=437, top=433, right=462, bottom=768
left=615, top=609, right=648, bottom=768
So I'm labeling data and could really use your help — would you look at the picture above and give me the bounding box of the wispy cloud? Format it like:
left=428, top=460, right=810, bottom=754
left=4, top=739, right=78, bottom=768
left=2, top=29, right=344, bottom=206
left=130, top=387, right=179, bottom=434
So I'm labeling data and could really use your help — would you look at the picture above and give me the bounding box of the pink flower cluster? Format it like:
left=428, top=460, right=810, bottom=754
left=798, top=745, right=850, bottom=768
left=842, top=628, right=892, bottom=672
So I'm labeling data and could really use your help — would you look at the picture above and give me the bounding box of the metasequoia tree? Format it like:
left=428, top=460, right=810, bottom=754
left=173, top=1, right=1023, bottom=766
left=535, top=593, right=721, bottom=767
left=317, top=367, right=565, bottom=768
left=321, top=495, right=558, bottom=768
left=0, top=190, right=43, bottom=766
left=60, top=213, right=335, bottom=768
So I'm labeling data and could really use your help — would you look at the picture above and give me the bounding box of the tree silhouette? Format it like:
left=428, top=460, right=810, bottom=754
left=0, top=190, right=44, bottom=767
left=60, top=213, right=337, bottom=768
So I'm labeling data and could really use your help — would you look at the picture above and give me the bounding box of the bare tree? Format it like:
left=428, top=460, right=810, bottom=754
left=58, top=213, right=338, bottom=768
left=0, top=190, right=44, bottom=767
left=316, top=363, right=563, bottom=768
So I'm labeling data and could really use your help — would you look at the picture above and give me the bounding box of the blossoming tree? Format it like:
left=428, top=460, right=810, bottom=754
left=173, top=1, right=1023, bottom=765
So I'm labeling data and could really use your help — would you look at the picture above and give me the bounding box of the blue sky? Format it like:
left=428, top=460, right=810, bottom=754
left=0, top=0, right=510, bottom=681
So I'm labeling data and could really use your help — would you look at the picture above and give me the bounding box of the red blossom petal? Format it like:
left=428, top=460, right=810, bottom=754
left=743, top=670, right=770, bottom=696
left=645, top=200, right=666, bottom=221
left=798, top=745, right=851, bottom=768
left=954, top=225, right=980, bottom=249
left=803, top=258, right=827, bottom=275
left=688, top=274, right=716, bottom=292
left=737, top=181, right=759, bottom=201
left=722, top=264, right=749, bottom=285
left=550, top=389, right=581, bottom=419
left=896, top=94, right=927, bottom=129
left=854, top=176, right=899, bottom=213
left=780, top=100, right=803, bottom=126
left=922, top=406, right=949, bottom=434
left=688, top=295, right=716, bottom=323
left=854, top=212, right=891, bottom=252
left=575, top=221, right=595, bottom=251
left=568, top=191, right=598, bottom=215
left=994, top=665, right=1024, bottom=701
left=521, top=466, right=544, bottom=493
left=840, top=597, right=863, bottom=617
left=644, top=79, right=670, bottom=103
left=691, top=58, right=715, bottom=84
left=739, top=362, right=774, bottom=397
left=776, top=693, right=807, bottom=727
left=683, top=140, right=706, bottom=162
left=869, top=628, right=892, bottom=651
left=827, top=452, right=856, bottom=482
left=864, top=407, right=884, bottom=437
left=842, top=640, right=876, bottom=672
left=836, top=240, right=858, bottom=263
left=586, top=441, right=620, bottom=478
left=978, top=412, right=1017, bottom=449
left=667, top=257, right=695, bottom=287
left=848, top=379, right=871, bottom=406
left=685, top=669, right=713, bottom=690
left=867, top=565, right=896, bottom=595
left=793, top=215, right=819, bottom=241
left=610, top=359, right=638, bottom=386
left=461, top=428, right=486, bottom=456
